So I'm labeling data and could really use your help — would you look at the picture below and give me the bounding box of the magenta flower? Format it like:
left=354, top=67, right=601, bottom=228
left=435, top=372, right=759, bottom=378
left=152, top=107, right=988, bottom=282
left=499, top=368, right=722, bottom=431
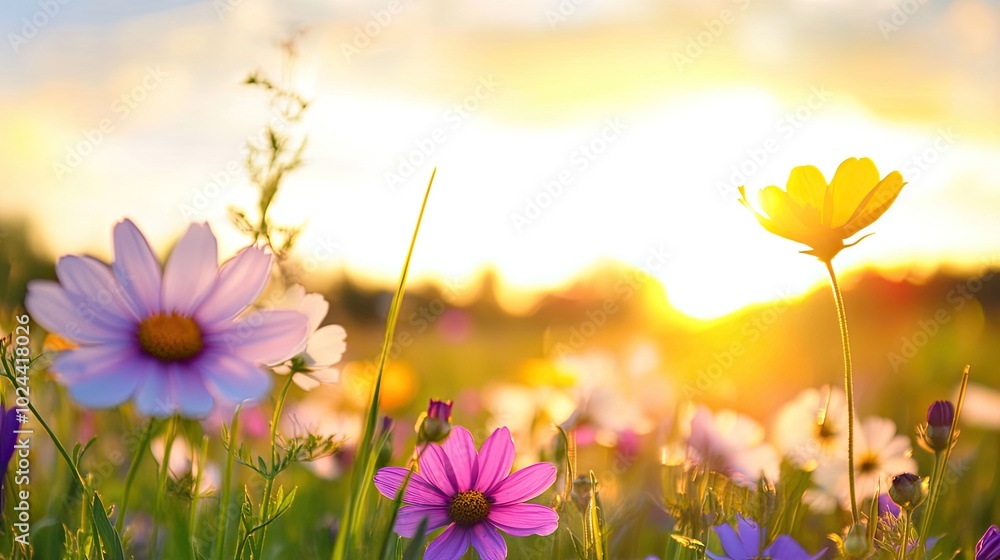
left=708, top=516, right=825, bottom=560
left=374, top=426, right=558, bottom=560
left=25, top=219, right=309, bottom=417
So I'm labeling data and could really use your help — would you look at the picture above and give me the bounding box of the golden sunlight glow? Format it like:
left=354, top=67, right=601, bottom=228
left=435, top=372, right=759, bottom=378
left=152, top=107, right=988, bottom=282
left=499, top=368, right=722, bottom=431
left=3, top=1, right=1000, bottom=321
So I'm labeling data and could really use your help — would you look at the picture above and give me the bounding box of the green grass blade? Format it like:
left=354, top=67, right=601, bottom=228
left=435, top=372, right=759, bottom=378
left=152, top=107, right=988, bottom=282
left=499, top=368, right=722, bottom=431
left=91, top=492, right=126, bottom=560
left=333, top=169, right=437, bottom=560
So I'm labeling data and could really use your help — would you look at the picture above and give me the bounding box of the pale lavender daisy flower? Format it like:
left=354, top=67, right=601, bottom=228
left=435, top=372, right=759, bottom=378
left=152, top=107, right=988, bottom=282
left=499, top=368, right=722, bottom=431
left=374, top=426, right=558, bottom=560
left=25, top=219, right=309, bottom=417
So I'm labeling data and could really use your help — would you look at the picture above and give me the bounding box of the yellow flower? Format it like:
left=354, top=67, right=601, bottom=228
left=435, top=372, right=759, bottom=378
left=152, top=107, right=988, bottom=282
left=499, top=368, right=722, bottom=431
left=739, top=157, right=906, bottom=262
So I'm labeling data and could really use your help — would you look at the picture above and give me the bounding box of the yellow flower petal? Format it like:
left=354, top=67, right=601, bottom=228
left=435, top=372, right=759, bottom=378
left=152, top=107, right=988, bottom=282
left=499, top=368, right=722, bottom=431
left=757, top=185, right=813, bottom=241
left=829, top=157, right=881, bottom=227
left=786, top=165, right=829, bottom=215
left=840, top=171, right=906, bottom=238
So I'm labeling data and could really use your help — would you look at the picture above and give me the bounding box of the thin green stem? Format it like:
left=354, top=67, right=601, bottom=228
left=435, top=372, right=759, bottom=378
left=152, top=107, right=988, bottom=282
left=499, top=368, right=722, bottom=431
left=213, top=406, right=242, bottom=560
left=116, top=418, right=157, bottom=533
left=253, top=375, right=296, bottom=559
left=898, top=511, right=910, bottom=560
left=0, top=366, right=85, bottom=488
left=823, top=259, right=859, bottom=524
left=150, top=415, right=180, bottom=558
left=189, top=436, right=209, bottom=558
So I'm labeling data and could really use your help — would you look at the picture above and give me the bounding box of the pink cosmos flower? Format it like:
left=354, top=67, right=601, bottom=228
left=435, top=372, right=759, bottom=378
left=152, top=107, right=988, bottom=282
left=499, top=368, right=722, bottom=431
left=25, top=219, right=308, bottom=417
left=374, top=426, right=558, bottom=560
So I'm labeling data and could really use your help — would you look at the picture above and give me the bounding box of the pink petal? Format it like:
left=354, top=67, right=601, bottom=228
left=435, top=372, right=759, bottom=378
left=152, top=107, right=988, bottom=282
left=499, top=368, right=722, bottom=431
left=419, top=444, right=460, bottom=496
left=207, top=309, right=308, bottom=366
left=488, top=503, right=559, bottom=537
left=195, top=352, right=272, bottom=406
left=425, top=524, right=471, bottom=560
left=374, top=466, right=449, bottom=506
left=394, top=505, right=451, bottom=538
left=25, top=282, right=129, bottom=344
left=161, top=223, right=218, bottom=315
left=54, top=345, right=146, bottom=408
left=442, top=426, right=478, bottom=491
left=112, top=219, right=162, bottom=317
left=470, top=522, right=507, bottom=560
left=475, top=427, right=515, bottom=493
left=55, top=255, right=137, bottom=325
left=194, top=246, right=271, bottom=327
left=488, top=462, right=556, bottom=505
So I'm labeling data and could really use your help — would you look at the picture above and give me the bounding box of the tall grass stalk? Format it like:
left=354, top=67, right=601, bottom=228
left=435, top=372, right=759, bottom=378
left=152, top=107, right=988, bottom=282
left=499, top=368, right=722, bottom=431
left=332, top=169, right=437, bottom=560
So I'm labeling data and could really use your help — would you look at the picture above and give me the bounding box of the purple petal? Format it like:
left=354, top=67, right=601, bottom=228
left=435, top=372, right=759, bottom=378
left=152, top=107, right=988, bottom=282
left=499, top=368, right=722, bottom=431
left=978, top=526, right=1000, bottom=560
left=53, top=345, right=146, bottom=408
left=419, top=443, right=460, bottom=496
left=161, top=223, right=219, bottom=315
left=441, top=426, right=478, bottom=491
left=25, top=282, right=129, bottom=344
left=475, top=427, right=515, bottom=494
left=206, top=309, right=308, bottom=366
left=56, top=255, right=137, bottom=325
left=171, top=363, right=215, bottom=417
left=488, top=462, right=556, bottom=505
left=394, top=505, right=451, bottom=538
left=765, top=535, right=823, bottom=560
left=134, top=362, right=178, bottom=417
left=713, top=523, right=751, bottom=559
left=470, top=522, right=507, bottom=560
left=194, top=352, right=272, bottom=406
left=133, top=361, right=216, bottom=418
left=0, top=408, right=22, bottom=471
left=425, top=524, right=472, bottom=560
left=194, top=246, right=271, bottom=327
left=737, top=517, right=761, bottom=556
left=705, top=553, right=730, bottom=560
left=112, top=219, right=162, bottom=317
left=488, top=503, right=558, bottom=536
left=374, top=466, right=449, bottom=506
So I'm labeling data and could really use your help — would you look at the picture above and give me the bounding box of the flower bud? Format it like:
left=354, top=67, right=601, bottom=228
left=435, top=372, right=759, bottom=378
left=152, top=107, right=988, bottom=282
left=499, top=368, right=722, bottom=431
left=924, top=400, right=954, bottom=452
left=416, top=399, right=453, bottom=444
left=843, top=524, right=871, bottom=559
left=977, top=525, right=1000, bottom=560
left=570, top=475, right=595, bottom=512
left=888, top=473, right=926, bottom=511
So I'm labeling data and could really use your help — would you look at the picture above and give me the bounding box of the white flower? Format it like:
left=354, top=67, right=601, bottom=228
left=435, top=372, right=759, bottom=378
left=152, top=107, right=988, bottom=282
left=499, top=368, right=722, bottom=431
left=956, top=383, right=1000, bottom=430
left=684, top=404, right=779, bottom=487
left=272, top=284, right=347, bottom=390
left=806, top=416, right=916, bottom=513
left=151, top=435, right=220, bottom=494
left=772, top=386, right=848, bottom=471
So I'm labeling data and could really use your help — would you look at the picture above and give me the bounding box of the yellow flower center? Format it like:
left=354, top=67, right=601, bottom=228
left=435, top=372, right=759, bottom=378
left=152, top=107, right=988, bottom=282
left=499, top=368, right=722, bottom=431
left=137, top=313, right=204, bottom=361
left=449, top=490, right=491, bottom=527
left=857, top=453, right=880, bottom=475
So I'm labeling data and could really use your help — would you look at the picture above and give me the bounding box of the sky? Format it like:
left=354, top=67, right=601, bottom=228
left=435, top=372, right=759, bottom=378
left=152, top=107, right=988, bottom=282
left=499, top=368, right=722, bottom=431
left=2, top=0, right=999, bottom=319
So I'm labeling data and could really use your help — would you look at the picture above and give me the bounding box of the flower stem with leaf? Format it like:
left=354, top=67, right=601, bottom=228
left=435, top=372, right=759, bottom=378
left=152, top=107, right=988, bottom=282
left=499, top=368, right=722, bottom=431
left=252, top=375, right=296, bottom=559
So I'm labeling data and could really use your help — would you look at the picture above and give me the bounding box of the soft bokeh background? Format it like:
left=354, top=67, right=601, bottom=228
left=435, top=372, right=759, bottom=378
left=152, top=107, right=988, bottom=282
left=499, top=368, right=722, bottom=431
left=2, top=1, right=1000, bottom=556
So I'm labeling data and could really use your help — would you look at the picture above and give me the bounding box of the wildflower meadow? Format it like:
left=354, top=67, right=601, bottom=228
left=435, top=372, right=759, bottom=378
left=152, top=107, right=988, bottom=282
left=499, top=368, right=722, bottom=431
left=2, top=2, right=1000, bottom=560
